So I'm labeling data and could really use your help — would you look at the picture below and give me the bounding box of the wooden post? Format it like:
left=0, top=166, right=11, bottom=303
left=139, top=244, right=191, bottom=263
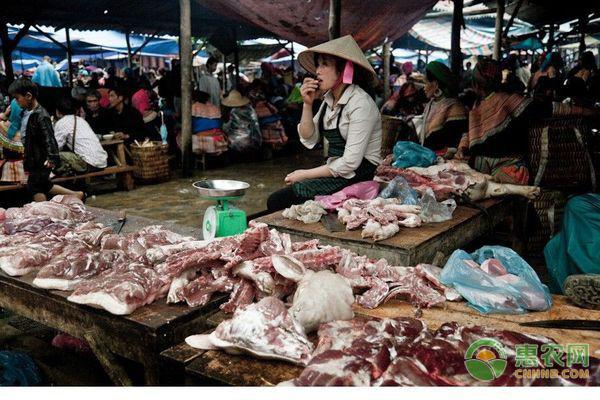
left=329, top=0, right=341, bottom=40
left=222, top=53, right=228, bottom=92
left=233, top=28, right=240, bottom=84
left=125, top=30, right=132, bottom=68
left=383, top=41, right=391, bottom=101
left=579, top=15, right=587, bottom=55
left=0, top=22, right=31, bottom=84
left=179, top=0, right=193, bottom=177
left=451, top=0, right=463, bottom=76
left=65, top=27, right=73, bottom=88
left=290, top=41, right=295, bottom=72
left=493, top=0, right=505, bottom=60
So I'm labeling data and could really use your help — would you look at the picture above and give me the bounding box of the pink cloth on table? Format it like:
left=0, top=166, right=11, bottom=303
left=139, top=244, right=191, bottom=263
left=132, top=89, right=152, bottom=114
left=315, top=180, right=380, bottom=210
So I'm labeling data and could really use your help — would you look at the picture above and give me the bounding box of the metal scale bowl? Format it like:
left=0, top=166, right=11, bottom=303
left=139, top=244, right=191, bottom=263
left=193, top=179, right=250, bottom=240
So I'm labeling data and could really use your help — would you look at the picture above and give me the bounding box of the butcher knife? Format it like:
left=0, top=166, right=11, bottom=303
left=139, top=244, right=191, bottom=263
left=112, top=210, right=127, bottom=234
left=519, top=319, right=600, bottom=331
left=321, top=212, right=345, bottom=232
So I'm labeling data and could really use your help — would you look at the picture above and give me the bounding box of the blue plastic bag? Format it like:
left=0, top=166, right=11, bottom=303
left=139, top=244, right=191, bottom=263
left=379, top=176, right=419, bottom=205
left=391, top=141, right=437, bottom=169
left=440, top=246, right=552, bottom=314
left=0, top=351, right=41, bottom=386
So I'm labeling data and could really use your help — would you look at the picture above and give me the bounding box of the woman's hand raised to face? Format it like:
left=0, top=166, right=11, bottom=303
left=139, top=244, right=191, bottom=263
left=300, top=78, right=321, bottom=106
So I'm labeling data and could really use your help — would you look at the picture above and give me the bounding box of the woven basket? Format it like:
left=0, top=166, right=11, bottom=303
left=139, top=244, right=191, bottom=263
left=528, top=118, right=597, bottom=191
left=381, top=115, right=411, bottom=157
left=130, top=141, right=170, bottom=183
left=526, top=190, right=568, bottom=256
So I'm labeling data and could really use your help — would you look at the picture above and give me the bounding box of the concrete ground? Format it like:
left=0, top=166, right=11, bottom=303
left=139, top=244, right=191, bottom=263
left=86, top=149, right=323, bottom=229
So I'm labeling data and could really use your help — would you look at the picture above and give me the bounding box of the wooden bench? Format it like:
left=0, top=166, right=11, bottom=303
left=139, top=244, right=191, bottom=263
left=0, top=139, right=134, bottom=193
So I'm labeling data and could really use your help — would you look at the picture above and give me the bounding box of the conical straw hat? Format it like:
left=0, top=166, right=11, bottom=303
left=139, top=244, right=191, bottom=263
left=221, top=90, right=250, bottom=107
left=298, top=35, right=377, bottom=82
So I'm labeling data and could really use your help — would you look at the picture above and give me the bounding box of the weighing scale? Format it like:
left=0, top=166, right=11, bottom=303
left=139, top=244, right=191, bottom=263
left=193, top=179, right=250, bottom=240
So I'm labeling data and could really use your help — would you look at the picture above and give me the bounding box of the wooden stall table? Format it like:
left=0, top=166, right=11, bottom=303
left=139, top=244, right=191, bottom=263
left=0, top=207, right=222, bottom=386
left=160, top=295, right=600, bottom=386
left=255, top=198, right=515, bottom=266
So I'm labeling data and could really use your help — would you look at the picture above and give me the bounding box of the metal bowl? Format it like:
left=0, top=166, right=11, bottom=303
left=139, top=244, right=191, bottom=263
left=193, top=179, right=250, bottom=198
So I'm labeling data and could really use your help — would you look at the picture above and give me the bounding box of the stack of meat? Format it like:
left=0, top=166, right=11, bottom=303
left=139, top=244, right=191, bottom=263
left=1, top=195, right=460, bottom=317
left=376, top=157, right=540, bottom=201
left=337, top=198, right=422, bottom=241
left=376, top=156, right=470, bottom=201
left=160, top=221, right=459, bottom=314
left=285, top=317, right=600, bottom=386
left=186, top=297, right=314, bottom=365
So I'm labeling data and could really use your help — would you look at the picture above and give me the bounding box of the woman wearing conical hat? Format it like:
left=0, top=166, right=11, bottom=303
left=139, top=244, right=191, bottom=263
left=267, top=35, right=382, bottom=212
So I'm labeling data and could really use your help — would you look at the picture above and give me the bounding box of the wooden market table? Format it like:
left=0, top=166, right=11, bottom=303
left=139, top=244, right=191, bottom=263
left=254, top=198, right=516, bottom=266
left=160, top=295, right=600, bottom=386
left=0, top=207, right=223, bottom=386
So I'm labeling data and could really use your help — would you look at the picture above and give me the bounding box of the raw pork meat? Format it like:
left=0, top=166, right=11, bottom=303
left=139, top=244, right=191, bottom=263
left=101, top=225, right=194, bottom=263
left=33, top=249, right=129, bottom=291
left=0, top=244, right=52, bottom=276
left=338, top=198, right=422, bottom=241
left=409, top=161, right=540, bottom=200
left=282, top=200, right=327, bottom=224
left=287, top=316, right=600, bottom=386
left=182, top=275, right=236, bottom=307
left=185, top=297, right=313, bottom=365
left=68, top=265, right=167, bottom=315
left=3, top=195, right=92, bottom=235
left=335, top=251, right=447, bottom=309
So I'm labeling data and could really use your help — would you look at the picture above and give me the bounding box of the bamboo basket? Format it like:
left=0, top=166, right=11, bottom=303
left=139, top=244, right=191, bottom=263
left=528, top=118, right=596, bottom=191
left=526, top=190, right=568, bottom=256
left=130, top=141, right=170, bottom=183
left=380, top=115, right=407, bottom=157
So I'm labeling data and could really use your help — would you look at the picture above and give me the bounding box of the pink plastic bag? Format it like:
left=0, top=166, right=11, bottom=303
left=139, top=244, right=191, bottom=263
left=315, top=181, right=380, bottom=211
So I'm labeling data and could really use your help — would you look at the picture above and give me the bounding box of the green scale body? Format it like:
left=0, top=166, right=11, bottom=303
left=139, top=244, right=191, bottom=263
left=202, top=197, right=248, bottom=239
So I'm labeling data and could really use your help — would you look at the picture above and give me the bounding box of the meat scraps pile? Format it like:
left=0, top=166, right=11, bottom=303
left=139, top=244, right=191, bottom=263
left=286, top=317, right=600, bottom=386
left=0, top=195, right=458, bottom=316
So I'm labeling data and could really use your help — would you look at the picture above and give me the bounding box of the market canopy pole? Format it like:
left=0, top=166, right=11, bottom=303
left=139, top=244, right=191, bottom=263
left=451, top=0, right=464, bottom=76
left=493, top=0, right=505, bottom=60
left=547, top=23, right=555, bottom=52
left=383, top=40, right=391, bottom=101
left=503, top=0, right=524, bottom=37
left=233, top=27, right=240, bottom=84
left=125, top=30, right=132, bottom=68
left=579, top=14, right=588, bottom=55
left=0, top=22, right=31, bottom=84
left=222, top=53, right=228, bottom=92
left=329, top=0, right=341, bottom=40
left=180, top=0, right=193, bottom=177
left=65, top=27, right=73, bottom=88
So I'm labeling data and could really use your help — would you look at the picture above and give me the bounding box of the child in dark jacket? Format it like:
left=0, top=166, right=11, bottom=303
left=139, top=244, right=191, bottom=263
left=8, top=78, right=83, bottom=202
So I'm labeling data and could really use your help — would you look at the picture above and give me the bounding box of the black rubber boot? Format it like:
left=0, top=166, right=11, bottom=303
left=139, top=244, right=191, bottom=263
left=564, top=274, right=600, bottom=310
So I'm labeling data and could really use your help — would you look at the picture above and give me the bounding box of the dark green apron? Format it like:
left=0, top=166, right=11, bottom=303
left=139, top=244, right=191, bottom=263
left=293, top=103, right=377, bottom=199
